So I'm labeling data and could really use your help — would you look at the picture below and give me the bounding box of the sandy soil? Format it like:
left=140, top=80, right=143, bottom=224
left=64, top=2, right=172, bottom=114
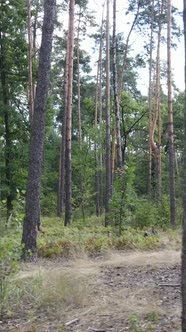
left=0, top=250, right=181, bottom=332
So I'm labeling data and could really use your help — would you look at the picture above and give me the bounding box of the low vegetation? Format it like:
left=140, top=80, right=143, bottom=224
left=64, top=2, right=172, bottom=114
left=0, top=208, right=182, bottom=326
left=1, top=212, right=182, bottom=262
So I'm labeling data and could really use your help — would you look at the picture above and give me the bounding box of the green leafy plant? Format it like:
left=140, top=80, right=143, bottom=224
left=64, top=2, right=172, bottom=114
left=128, top=314, right=145, bottom=332
left=0, top=234, right=21, bottom=318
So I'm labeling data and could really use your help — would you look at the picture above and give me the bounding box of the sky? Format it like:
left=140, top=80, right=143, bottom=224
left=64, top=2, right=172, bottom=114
left=86, top=0, right=184, bottom=96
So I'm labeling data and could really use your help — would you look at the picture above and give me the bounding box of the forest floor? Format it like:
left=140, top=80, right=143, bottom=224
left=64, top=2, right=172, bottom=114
left=0, top=250, right=181, bottom=332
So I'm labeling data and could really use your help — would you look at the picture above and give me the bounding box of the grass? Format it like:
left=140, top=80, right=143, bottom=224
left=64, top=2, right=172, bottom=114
left=12, top=269, right=88, bottom=312
left=0, top=217, right=182, bottom=330
left=35, top=216, right=181, bottom=258
left=0, top=266, right=91, bottom=332
left=128, top=311, right=161, bottom=332
left=0, top=215, right=182, bottom=262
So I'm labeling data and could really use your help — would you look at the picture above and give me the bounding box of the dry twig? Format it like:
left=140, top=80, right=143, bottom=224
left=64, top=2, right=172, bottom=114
left=65, top=318, right=79, bottom=326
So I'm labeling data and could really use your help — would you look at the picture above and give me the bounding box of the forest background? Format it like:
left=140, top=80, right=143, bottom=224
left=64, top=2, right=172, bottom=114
left=1, top=1, right=186, bottom=330
left=0, top=0, right=185, bottom=258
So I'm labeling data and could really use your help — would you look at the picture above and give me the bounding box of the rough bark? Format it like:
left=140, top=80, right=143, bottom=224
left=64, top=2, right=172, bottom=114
left=148, top=0, right=154, bottom=197
left=182, top=2, right=186, bottom=328
left=77, top=10, right=85, bottom=221
left=21, top=0, right=56, bottom=258
left=0, top=31, right=13, bottom=220
left=105, top=0, right=111, bottom=227
left=27, top=0, right=34, bottom=125
left=64, top=0, right=75, bottom=226
left=112, top=0, right=122, bottom=168
left=167, top=0, right=176, bottom=227
left=32, top=0, right=40, bottom=100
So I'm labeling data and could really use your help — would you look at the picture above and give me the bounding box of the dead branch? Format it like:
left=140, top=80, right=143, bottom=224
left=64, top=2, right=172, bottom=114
left=65, top=318, right=79, bottom=326
left=158, top=283, right=180, bottom=287
left=88, top=328, right=106, bottom=332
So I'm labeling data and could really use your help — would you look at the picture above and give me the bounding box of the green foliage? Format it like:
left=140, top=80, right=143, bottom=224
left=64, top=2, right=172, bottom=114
left=121, top=195, right=171, bottom=229
left=128, top=314, right=145, bottom=332
left=0, top=215, right=168, bottom=271
left=8, top=190, right=25, bottom=227
left=37, top=237, right=78, bottom=258
left=0, top=229, right=21, bottom=318
left=23, top=217, right=181, bottom=259
left=84, top=235, right=109, bottom=256
left=133, top=199, right=158, bottom=228
left=128, top=311, right=162, bottom=332
left=112, top=227, right=160, bottom=250
left=40, top=192, right=57, bottom=216
left=34, top=216, right=180, bottom=257
left=145, top=311, right=159, bottom=322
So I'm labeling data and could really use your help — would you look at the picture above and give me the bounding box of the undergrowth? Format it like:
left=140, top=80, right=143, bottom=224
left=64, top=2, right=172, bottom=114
left=1, top=216, right=181, bottom=262
left=38, top=219, right=162, bottom=257
left=0, top=216, right=182, bottom=325
left=35, top=216, right=181, bottom=258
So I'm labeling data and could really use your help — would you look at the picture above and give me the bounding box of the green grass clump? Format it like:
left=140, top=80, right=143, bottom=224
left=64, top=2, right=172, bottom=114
left=128, top=311, right=162, bottom=332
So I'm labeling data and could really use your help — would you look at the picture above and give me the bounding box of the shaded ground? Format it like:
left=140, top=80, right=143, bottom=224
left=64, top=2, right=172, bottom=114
left=0, top=250, right=181, bottom=332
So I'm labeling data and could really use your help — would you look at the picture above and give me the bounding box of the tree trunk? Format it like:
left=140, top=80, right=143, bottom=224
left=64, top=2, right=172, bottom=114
left=32, top=0, right=40, bottom=100
left=105, top=0, right=111, bottom=227
left=98, top=12, right=104, bottom=214
left=111, top=0, right=140, bottom=177
left=77, top=10, right=85, bottom=220
left=182, top=3, right=186, bottom=330
left=95, top=43, right=100, bottom=216
left=4, top=106, right=13, bottom=221
left=118, top=1, right=140, bottom=101
left=149, top=0, right=164, bottom=201
left=57, top=32, right=70, bottom=217
left=64, top=0, right=75, bottom=226
left=95, top=11, right=104, bottom=216
left=148, top=0, right=154, bottom=197
left=112, top=0, right=122, bottom=168
left=0, top=31, right=13, bottom=221
left=167, top=0, right=176, bottom=227
left=21, top=0, right=56, bottom=258
left=27, top=0, right=34, bottom=125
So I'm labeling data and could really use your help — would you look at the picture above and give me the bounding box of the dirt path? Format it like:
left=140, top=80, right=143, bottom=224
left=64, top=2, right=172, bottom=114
left=1, top=250, right=181, bottom=332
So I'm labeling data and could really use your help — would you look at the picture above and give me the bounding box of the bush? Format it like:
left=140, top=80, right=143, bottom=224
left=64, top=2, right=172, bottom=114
left=131, top=195, right=173, bottom=229
left=84, top=235, right=109, bottom=256
left=37, top=238, right=79, bottom=258
left=133, top=199, right=158, bottom=228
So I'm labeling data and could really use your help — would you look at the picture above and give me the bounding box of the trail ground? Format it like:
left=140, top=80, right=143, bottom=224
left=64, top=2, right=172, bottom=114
left=0, top=250, right=181, bottom=332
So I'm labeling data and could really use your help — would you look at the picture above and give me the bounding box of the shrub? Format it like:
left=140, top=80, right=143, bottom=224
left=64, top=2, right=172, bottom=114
left=84, top=235, right=109, bottom=256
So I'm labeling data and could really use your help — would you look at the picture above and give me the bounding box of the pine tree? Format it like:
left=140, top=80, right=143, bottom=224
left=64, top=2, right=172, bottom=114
left=22, top=0, right=56, bottom=258
left=105, top=0, right=111, bottom=227
left=182, top=1, right=186, bottom=330
left=64, top=0, right=75, bottom=226
left=167, top=0, right=176, bottom=227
